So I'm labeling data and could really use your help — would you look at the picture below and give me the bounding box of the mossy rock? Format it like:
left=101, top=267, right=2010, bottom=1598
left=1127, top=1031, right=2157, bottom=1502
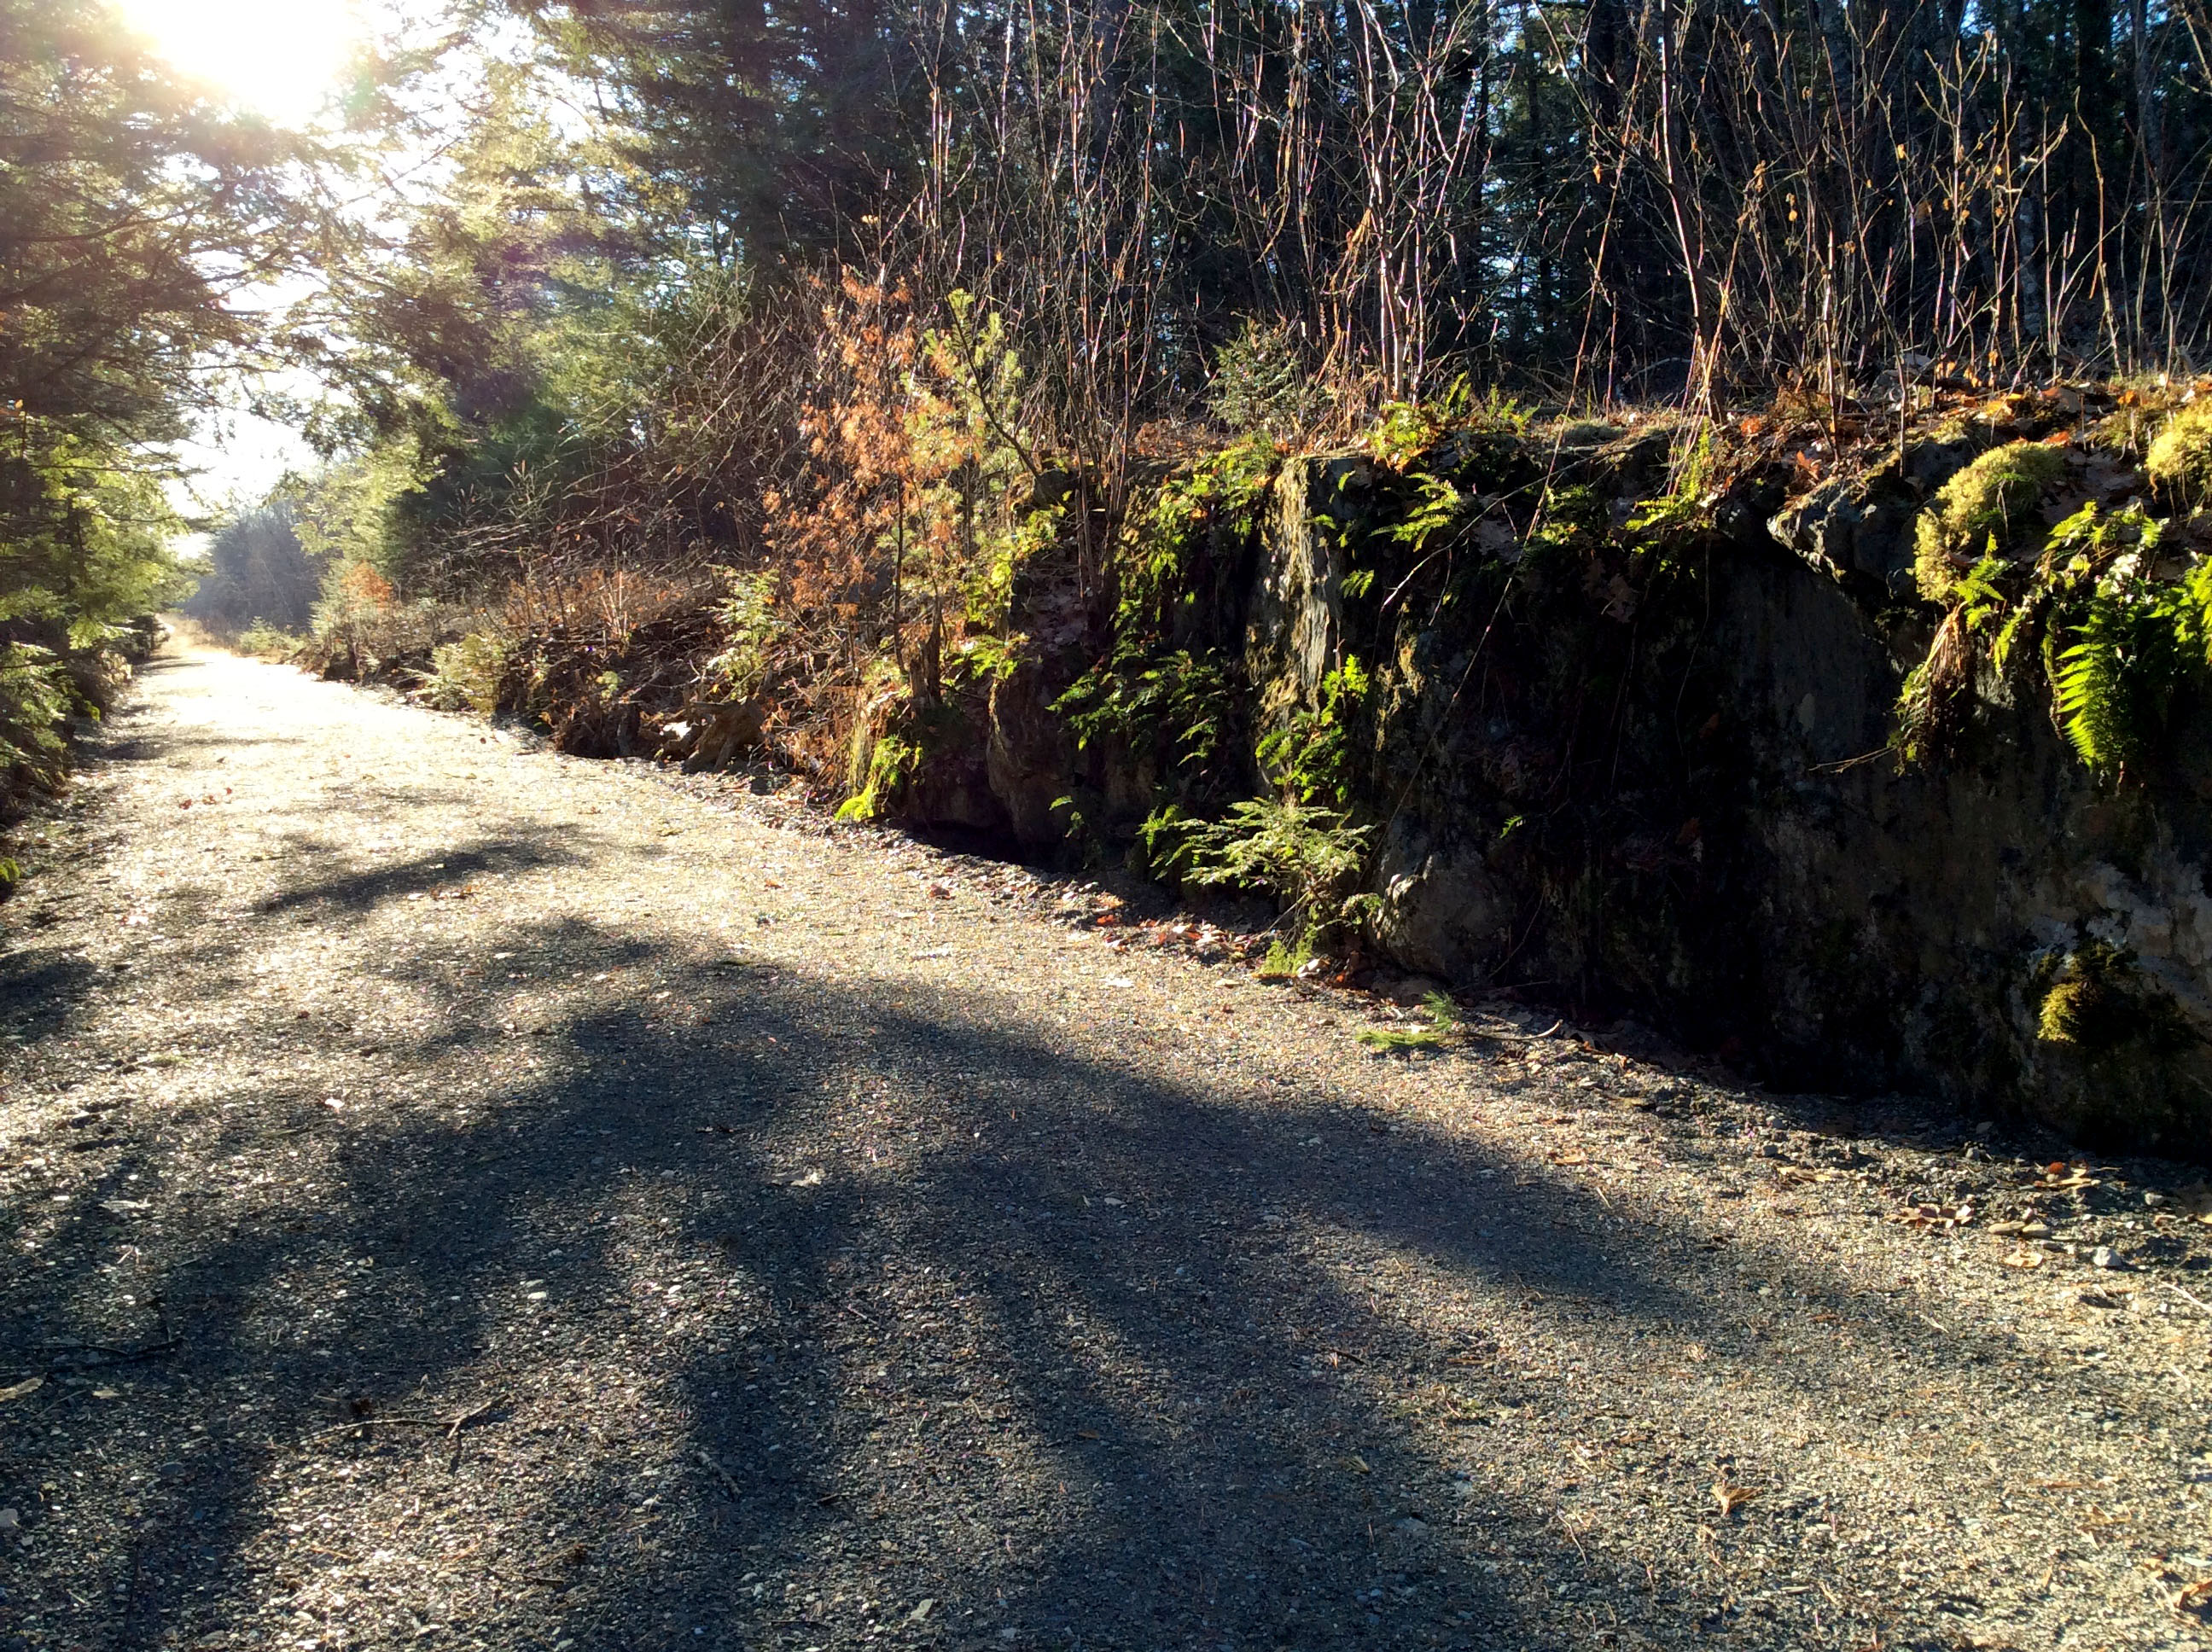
left=1912, top=440, right=2068, bottom=602
left=2037, top=974, right=2137, bottom=1049
left=2032, top=946, right=2206, bottom=1150
left=2145, top=400, right=2212, bottom=508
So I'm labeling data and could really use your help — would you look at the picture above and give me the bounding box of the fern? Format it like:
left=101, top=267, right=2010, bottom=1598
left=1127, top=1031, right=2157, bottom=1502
left=2052, top=602, right=2145, bottom=773
left=2049, top=544, right=2196, bottom=777
left=1384, top=472, right=1465, bottom=553
left=1894, top=497, right=2212, bottom=781
left=1953, top=551, right=2007, bottom=628
left=1181, top=796, right=1374, bottom=928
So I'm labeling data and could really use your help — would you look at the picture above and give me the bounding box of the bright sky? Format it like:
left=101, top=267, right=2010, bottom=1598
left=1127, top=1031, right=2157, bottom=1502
left=110, top=2, right=530, bottom=537
left=112, top=0, right=364, bottom=127
left=108, top=0, right=378, bottom=532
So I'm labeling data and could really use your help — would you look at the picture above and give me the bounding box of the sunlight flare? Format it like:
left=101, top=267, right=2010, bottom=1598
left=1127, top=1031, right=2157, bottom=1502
left=111, top=0, right=362, bottom=125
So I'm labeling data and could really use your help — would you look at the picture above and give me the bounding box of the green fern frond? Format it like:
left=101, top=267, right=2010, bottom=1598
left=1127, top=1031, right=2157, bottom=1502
left=2053, top=619, right=2135, bottom=773
left=2051, top=573, right=2186, bottom=778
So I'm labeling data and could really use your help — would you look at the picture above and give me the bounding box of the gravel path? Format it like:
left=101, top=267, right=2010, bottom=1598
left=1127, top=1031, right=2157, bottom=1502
left=4, top=644, right=2212, bottom=1652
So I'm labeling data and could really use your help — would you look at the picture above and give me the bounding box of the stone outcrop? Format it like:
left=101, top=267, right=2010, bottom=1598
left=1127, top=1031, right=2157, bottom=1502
left=879, top=422, right=2212, bottom=1154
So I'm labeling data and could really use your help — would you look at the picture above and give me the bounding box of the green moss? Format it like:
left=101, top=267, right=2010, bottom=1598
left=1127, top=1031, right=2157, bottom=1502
left=2031, top=944, right=2204, bottom=1150
left=2037, top=975, right=2124, bottom=1048
left=2035, top=945, right=2192, bottom=1053
left=2146, top=401, right=2212, bottom=508
left=1912, top=441, right=2068, bottom=602
left=836, top=726, right=919, bottom=822
left=1355, top=991, right=1463, bottom=1051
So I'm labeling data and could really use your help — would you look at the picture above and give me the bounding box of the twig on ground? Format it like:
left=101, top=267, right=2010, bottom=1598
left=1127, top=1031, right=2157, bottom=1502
left=699, top=1449, right=742, bottom=1496
left=445, top=1399, right=498, bottom=1440
left=17, top=1337, right=181, bottom=1368
left=298, top=1416, right=446, bottom=1446
left=2163, top=1279, right=2212, bottom=1315
left=1470, top=1017, right=1564, bottom=1043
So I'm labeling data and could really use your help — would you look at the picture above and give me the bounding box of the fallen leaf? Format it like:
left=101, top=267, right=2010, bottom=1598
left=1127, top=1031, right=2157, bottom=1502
left=1341, top=1454, right=1372, bottom=1475
left=1712, top=1480, right=1760, bottom=1516
left=909, top=1598, right=935, bottom=1623
left=0, top=1376, right=44, bottom=1404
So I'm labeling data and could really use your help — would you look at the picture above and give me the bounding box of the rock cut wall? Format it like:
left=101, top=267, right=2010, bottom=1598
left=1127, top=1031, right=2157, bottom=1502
left=894, top=422, right=2212, bottom=1155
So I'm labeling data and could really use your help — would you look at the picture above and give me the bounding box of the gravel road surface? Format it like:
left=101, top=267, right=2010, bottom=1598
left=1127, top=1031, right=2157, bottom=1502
left=5, top=644, right=2212, bottom=1652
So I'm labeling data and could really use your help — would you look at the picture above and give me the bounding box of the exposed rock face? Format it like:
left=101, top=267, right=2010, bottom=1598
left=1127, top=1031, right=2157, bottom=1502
left=897, top=433, right=2212, bottom=1154
left=1368, top=821, right=1510, bottom=981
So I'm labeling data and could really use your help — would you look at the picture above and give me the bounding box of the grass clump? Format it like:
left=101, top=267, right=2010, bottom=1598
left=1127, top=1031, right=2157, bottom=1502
left=1912, top=440, right=2067, bottom=602
left=1356, top=990, right=1464, bottom=1051
left=1254, top=932, right=1316, bottom=980
left=2146, top=401, right=2212, bottom=509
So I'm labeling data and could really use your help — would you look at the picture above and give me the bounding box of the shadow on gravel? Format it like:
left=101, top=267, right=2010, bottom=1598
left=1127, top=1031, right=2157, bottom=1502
left=0, top=949, right=96, bottom=1041
left=1, top=905, right=2098, bottom=1652
left=250, top=838, right=587, bottom=916
left=94, top=729, right=317, bottom=764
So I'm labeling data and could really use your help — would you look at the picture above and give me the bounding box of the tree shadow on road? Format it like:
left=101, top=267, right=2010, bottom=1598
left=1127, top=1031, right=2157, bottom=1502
left=0, top=905, right=2116, bottom=1652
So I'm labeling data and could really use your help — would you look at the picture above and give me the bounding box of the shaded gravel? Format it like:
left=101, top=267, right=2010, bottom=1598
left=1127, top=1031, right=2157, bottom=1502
left=4, top=644, right=2212, bottom=1652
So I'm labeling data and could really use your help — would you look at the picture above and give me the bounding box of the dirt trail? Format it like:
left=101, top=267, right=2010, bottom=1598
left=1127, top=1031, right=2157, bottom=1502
left=3, top=644, right=2210, bottom=1652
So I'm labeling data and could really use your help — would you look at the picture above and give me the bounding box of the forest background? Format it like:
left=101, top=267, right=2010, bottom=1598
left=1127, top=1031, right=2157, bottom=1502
left=11, top=0, right=2212, bottom=816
